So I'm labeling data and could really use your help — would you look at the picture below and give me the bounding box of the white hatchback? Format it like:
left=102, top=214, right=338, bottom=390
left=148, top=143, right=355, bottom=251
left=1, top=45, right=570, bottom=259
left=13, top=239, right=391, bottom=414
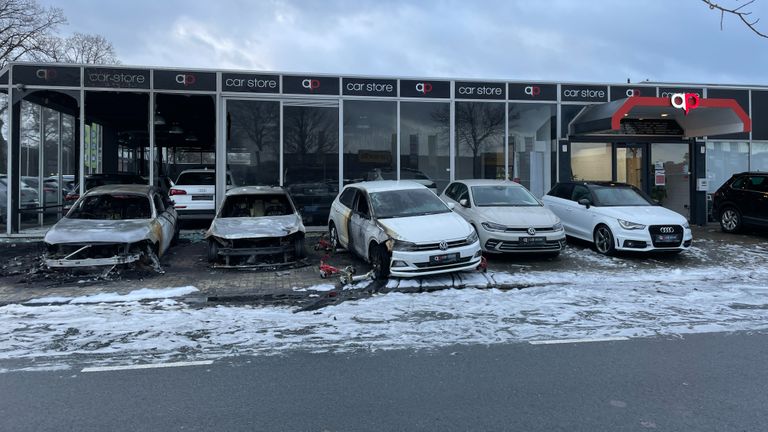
left=327, top=181, right=482, bottom=279
left=171, top=169, right=235, bottom=220
left=441, top=180, right=566, bottom=255
left=542, top=181, right=693, bottom=255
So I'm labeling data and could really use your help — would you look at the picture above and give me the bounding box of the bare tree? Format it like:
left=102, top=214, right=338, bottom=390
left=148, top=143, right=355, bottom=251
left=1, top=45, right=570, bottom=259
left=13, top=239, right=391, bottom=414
left=284, top=107, right=337, bottom=167
left=32, top=32, right=119, bottom=64
left=702, top=0, right=767, bottom=38
left=0, top=0, right=66, bottom=68
left=434, top=103, right=506, bottom=178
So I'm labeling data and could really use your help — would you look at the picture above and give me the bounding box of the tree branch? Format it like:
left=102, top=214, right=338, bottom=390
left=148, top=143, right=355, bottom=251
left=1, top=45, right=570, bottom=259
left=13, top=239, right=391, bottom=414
left=702, top=0, right=768, bottom=38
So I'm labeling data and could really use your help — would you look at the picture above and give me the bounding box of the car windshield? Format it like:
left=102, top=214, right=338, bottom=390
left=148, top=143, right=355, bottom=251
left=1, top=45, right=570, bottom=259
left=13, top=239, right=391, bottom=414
left=68, top=194, right=152, bottom=220
left=591, top=186, right=652, bottom=206
left=176, top=172, right=215, bottom=185
left=471, top=185, right=540, bottom=207
left=220, top=194, right=293, bottom=218
left=369, top=188, right=449, bottom=219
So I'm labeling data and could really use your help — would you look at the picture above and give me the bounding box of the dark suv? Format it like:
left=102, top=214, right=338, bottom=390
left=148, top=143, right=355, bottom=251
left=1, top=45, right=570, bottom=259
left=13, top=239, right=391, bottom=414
left=712, top=172, right=768, bottom=233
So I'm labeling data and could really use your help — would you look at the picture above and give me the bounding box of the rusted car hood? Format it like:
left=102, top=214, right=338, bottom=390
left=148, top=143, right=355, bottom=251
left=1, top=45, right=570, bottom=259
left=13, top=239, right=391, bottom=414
left=206, top=214, right=304, bottom=240
left=44, top=218, right=155, bottom=245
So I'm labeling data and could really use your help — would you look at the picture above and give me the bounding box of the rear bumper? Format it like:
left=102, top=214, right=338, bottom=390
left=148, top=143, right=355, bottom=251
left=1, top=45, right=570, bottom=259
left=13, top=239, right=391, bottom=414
left=176, top=209, right=215, bottom=220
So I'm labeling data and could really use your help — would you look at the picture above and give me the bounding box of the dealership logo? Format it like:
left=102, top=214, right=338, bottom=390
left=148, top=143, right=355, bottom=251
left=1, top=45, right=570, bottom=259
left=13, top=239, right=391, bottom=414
left=660, top=226, right=675, bottom=233
left=36, top=68, right=58, bottom=81
left=175, top=74, right=196, bottom=86
left=302, top=79, right=320, bottom=92
left=527, top=227, right=536, bottom=235
left=415, top=82, right=433, bottom=95
left=524, top=86, right=541, bottom=97
left=625, top=88, right=642, bottom=97
left=670, top=93, right=700, bottom=115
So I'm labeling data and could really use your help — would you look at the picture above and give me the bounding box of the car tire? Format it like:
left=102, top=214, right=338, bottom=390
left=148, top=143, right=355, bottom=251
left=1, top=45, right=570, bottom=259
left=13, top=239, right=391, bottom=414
left=370, top=243, right=390, bottom=281
left=329, top=222, right=340, bottom=251
left=719, top=206, right=742, bottom=233
left=294, top=234, right=306, bottom=259
left=207, top=239, right=219, bottom=263
left=593, top=224, right=616, bottom=256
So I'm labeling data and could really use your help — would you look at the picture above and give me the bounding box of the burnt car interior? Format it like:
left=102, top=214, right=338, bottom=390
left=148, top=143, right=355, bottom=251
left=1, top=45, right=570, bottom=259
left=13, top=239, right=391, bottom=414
left=69, top=194, right=152, bottom=220
left=220, top=194, right=293, bottom=218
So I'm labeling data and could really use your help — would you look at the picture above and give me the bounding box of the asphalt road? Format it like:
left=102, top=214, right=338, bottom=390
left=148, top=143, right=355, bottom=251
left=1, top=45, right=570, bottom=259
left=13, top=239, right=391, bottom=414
left=1, top=331, right=767, bottom=432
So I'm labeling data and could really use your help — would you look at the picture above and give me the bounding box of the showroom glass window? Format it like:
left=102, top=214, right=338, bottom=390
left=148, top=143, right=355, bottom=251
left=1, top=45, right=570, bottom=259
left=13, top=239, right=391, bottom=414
left=571, top=143, right=612, bottom=181
left=751, top=142, right=768, bottom=171
left=0, top=90, right=7, bottom=232
left=226, top=100, right=279, bottom=186
left=343, top=100, right=396, bottom=184
left=400, top=102, right=450, bottom=193
left=508, top=103, right=556, bottom=197
left=706, top=141, right=749, bottom=192
left=455, top=102, right=505, bottom=180
left=283, top=104, right=339, bottom=226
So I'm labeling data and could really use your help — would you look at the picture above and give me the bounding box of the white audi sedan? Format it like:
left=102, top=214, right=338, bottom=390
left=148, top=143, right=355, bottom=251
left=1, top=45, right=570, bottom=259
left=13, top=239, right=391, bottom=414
left=327, top=181, right=481, bottom=279
left=542, top=181, right=692, bottom=255
left=440, top=180, right=566, bottom=255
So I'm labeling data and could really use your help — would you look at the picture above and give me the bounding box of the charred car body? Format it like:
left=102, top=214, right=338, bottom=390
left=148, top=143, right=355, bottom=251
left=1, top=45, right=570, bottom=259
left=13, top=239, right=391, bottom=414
left=205, top=186, right=306, bottom=267
left=44, top=185, right=179, bottom=269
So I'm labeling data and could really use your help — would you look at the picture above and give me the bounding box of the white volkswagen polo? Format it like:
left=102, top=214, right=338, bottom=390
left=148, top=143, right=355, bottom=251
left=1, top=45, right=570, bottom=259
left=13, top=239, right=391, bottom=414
left=327, top=181, right=482, bottom=279
left=542, top=181, right=693, bottom=255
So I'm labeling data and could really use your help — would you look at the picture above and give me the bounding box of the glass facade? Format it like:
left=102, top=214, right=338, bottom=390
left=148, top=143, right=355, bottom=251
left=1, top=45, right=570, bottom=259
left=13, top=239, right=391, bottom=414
left=226, top=100, right=279, bottom=187
left=508, top=103, right=556, bottom=197
left=706, top=141, right=749, bottom=192
left=455, top=102, right=505, bottom=180
left=751, top=142, right=768, bottom=171
left=400, top=102, right=450, bottom=193
left=571, top=143, right=612, bottom=181
left=343, top=100, right=396, bottom=184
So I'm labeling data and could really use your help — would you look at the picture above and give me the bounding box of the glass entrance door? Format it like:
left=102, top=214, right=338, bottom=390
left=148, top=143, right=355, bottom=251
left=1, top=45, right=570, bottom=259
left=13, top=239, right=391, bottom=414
left=650, top=143, right=690, bottom=219
left=615, top=145, right=644, bottom=190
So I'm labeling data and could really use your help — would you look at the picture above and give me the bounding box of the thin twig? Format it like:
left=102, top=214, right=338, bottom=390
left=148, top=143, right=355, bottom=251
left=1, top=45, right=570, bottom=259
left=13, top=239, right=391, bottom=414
left=702, top=0, right=768, bottom=38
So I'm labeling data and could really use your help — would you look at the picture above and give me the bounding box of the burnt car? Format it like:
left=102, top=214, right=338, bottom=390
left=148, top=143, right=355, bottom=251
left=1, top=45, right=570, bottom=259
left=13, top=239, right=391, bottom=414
left=44, top=185, right=179, bottom=270
left=205, top=186, right=306, bottom=267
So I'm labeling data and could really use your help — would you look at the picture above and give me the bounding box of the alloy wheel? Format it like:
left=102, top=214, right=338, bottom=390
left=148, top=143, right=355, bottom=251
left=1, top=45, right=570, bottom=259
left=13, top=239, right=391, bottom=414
left=329, top=224, right=339, bottom=250
left=721, top=208, right=740, bottom=232
left=594, top=226, right=614, bottom=255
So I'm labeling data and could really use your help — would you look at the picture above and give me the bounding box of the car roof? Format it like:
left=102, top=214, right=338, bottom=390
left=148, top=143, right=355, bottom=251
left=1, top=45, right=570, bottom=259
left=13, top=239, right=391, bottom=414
left=85, top=184, right=154, bottom=196
left=556, top=181, right=633, bottom=188
left=225, top=186, right=286, bottom=196
left=345, top=180, right=426, bottom=193
left=452, top=179, right=524, bottom=187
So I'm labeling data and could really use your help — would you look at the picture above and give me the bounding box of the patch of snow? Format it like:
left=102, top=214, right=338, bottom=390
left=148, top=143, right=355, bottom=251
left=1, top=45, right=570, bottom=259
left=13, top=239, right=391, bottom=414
left=26, top=286, right=199, bottom=305
left=292, top=283, right=335, bottom=292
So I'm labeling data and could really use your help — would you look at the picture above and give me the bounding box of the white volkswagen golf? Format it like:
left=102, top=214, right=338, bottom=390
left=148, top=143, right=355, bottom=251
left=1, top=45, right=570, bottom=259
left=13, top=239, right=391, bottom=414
left=327, top=181, right=482, bottom=279
left=542, top=181, right=693, bottom=255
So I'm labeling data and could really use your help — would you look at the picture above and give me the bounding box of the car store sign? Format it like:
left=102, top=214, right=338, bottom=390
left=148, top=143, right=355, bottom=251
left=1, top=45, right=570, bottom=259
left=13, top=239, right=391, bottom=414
left=670, top=93, right=700, bottom=115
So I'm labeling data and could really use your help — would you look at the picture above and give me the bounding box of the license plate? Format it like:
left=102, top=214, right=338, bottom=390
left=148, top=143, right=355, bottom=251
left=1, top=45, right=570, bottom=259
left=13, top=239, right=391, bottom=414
left=519, top=236, right=545, bottom=245
left=191, top=195, right=213, bottom=201
left=429, top=253, right=459, bottom=265
left=655, top=234, right=679, bottom=242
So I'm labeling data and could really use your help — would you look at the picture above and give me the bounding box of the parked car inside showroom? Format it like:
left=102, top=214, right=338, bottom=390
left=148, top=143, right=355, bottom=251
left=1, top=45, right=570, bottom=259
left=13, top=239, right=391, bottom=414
left=44, top=184, right=179, bottom=269
left=440, top=180, right=566, bottom=255
left=542, top=181, right=692, bottom=255
left=327, top=180, right=481, bottom=279
left=171, top=169, right=236, bottom=220
left=205, top=186, right=306, bottom=267
left=712, top=172, right=768, bottom=233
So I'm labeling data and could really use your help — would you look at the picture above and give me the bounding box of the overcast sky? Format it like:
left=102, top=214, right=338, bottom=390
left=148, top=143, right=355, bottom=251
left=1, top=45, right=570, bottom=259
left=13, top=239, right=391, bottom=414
left=40, top=0, right=768, bottom=85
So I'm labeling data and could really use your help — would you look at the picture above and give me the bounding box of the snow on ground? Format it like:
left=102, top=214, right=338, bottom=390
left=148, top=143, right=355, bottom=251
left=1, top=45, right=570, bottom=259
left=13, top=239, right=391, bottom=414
left=1, top=264, right=768, bottom=372
left=25, top=286, right=199, bottom=304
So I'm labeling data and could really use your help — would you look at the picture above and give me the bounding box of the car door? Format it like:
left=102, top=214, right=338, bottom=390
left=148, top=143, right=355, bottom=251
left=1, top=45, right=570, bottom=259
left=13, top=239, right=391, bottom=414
left=153, top=193, right=175, bottom=255
left=349, top=190, right=373, bottom=257
left=333, top=187, right=357, bottom=247
left=568, top=184, right=596, bottom=240
left=745, top=175, right=768, bottom=224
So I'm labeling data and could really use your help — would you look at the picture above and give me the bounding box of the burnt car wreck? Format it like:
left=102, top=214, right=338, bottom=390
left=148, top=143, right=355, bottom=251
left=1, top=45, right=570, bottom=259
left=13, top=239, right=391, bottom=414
left=43, top=185, right=179, bottom=273
left=206, top=186, right=307, bottom=268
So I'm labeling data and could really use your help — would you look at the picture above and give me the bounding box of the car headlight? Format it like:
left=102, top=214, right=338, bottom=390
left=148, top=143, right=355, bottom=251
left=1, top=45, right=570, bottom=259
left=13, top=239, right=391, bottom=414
left=683, top=221, right=690, bottom=229
left=552, top=222, right=563, bottom=231
left=393, top=240, right=418, bottom=251
left=466, top=230, right=479, bottom=244
left=618, top=219, right=646, bottom=230
left=481, top=222, right=506, bottom=232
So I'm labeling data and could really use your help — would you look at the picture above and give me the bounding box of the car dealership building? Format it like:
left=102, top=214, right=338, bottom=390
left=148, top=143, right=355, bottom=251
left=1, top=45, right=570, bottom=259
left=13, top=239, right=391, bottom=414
left=0, top=62, right=764, bottom=234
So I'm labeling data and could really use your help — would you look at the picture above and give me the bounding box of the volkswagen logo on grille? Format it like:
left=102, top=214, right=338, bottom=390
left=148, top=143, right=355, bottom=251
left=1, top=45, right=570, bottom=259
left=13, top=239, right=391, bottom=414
left=660, top=226, right=675, bottom=233
left=438, top=240, right=448, bottom=251
left=527, top=227, right=536, bottom=235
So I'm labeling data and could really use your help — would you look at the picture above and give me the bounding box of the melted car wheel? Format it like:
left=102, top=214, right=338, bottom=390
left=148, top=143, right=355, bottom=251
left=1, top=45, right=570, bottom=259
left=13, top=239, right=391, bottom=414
left=593, top=225, right=616, bottom=255
left=720, top=207, right=742, bottom=233
left=329, top=223, right=339, bottom=251
left=294, top=234, right=306, bottom=259
left=207, top=239, right=219, bottom=263
left=370, top=244, right=390, bottom=280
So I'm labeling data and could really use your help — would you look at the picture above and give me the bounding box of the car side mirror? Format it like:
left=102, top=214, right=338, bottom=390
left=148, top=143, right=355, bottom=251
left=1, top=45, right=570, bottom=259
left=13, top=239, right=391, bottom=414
left=578, top=198, right=591, bottom=209
left=446, top=202, right=456, bottom=210
left=459, top=198, right=470, bottom=208
left=652, top=199, right=661, bottom=206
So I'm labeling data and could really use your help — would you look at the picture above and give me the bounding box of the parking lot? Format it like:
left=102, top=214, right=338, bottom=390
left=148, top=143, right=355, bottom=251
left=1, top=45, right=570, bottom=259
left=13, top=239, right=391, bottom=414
left=0, top=223, right=766, bottom=307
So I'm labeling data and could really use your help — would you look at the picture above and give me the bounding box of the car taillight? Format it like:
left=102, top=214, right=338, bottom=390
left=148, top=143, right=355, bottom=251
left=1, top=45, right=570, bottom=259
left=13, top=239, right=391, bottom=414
left=65, top=193, right=79, bottom=201
left=170, top=188, right=187, bottom=196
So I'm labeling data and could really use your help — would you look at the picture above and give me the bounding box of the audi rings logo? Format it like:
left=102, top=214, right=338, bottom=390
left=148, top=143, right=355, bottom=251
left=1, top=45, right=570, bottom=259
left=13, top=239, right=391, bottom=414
left=415, top=82, right=433, bottom=95
left=660, top=226, right=675, bottom=233
left=439, top=240, right=448, bottom=251
left=527, top=227, right=536, bottom=236
left=524, top=86, right=541, bottom=97
left=302, top=79, right=320, bottom=92
left=36, top=68, right=58, bottom=81
left=670, top=93, right=700, bottom=115
left=625, top=88, right=642, bottom=97
left=175, top=74, right=196, bottom=86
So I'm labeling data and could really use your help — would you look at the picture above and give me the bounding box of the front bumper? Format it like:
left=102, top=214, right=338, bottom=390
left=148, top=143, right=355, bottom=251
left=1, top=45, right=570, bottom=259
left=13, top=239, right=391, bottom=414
left=480, top=229, right=566, bottom=253
left=388, top=241, right=482, bottom=277
left=45, top=254, right=141, bottom=268
left=613, top=227, right=693, bottom=252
